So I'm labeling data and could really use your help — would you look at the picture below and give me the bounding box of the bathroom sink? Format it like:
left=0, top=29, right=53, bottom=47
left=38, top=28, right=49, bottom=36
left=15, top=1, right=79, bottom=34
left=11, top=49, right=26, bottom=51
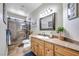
left=37, top=35, right=49, bottom=39
left=43, top=36, right=49, bottom=39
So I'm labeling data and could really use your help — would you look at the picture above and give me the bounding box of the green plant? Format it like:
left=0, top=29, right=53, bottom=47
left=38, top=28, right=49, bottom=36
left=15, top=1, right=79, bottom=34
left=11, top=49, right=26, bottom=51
left=56, top=26, right=64, bottom=33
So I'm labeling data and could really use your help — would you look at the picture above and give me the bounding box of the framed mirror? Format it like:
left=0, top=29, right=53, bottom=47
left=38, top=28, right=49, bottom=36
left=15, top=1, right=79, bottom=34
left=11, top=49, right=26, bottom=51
left=40, top=13, right=55, bottom=30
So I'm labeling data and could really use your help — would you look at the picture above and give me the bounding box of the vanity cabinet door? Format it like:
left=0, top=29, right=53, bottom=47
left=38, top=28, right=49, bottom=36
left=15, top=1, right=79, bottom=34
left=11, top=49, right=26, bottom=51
left=45, top=42, right=54, bottom=56
left=31, top=37, right=38, bottom=55
left=38, top=40, right=44, bottom=56
left=38, top=44, right=44, bottom=56
left=34, top=43, right=38, bottom=55
left=31, top=40, right=35, bottom=53
left=31, top=38, right=35, bottom=53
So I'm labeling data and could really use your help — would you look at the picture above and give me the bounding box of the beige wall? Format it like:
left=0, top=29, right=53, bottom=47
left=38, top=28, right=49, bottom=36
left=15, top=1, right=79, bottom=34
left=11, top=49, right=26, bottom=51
left=63, top=4, right=79, bottom=42
left=30, top=3, right=79, bottom=42
left=0, top=3, right=8, bottom=56
left=29, top=3, right=63, bottom=36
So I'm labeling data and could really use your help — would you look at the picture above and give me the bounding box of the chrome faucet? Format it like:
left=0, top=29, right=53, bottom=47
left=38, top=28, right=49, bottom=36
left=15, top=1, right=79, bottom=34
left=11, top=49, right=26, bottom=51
left=42, top=32, right=45, bottom=36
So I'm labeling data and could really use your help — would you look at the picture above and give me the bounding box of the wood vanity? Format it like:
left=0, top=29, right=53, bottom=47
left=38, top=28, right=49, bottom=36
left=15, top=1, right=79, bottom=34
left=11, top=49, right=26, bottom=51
left=31, top=35, right=79, bottom=56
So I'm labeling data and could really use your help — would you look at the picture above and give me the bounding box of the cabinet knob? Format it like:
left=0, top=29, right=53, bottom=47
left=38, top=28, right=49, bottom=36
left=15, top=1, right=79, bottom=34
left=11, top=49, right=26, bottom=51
left=37, top=45, right=38, bottom=47
left=48, top=50, right=49, bottom=51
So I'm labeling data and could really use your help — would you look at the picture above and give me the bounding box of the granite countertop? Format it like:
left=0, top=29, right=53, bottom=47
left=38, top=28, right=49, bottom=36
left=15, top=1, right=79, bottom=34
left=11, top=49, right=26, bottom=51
left=30, top=35, right=79, bottom=51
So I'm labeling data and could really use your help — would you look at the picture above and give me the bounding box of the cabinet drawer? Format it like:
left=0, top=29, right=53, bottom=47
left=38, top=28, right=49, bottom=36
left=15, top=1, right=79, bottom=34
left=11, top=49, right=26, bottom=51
left=38, top=45, right=44, bottom=56
left=38, top=39, right=44, bottom=45
left=45, top=42, right=53, bottom=49
left=55, top=45, right=79, bottom=56
left=31, top=37, right=37, bottom=42
left=32, top=37, right=44, bottom=45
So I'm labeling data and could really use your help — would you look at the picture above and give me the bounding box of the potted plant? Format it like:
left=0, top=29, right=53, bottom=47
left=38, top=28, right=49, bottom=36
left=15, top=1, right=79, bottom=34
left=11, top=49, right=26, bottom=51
left=56, top=26, right=64, bottom=40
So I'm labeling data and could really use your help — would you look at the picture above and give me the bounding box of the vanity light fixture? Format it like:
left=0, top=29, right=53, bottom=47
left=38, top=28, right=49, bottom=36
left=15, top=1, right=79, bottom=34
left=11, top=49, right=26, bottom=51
left=40, top=8, right=54, bottom=18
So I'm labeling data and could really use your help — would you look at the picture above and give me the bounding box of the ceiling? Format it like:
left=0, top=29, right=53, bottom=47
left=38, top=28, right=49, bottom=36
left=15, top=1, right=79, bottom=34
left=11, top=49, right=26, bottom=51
left=7, top=3, right=42, bottom=17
